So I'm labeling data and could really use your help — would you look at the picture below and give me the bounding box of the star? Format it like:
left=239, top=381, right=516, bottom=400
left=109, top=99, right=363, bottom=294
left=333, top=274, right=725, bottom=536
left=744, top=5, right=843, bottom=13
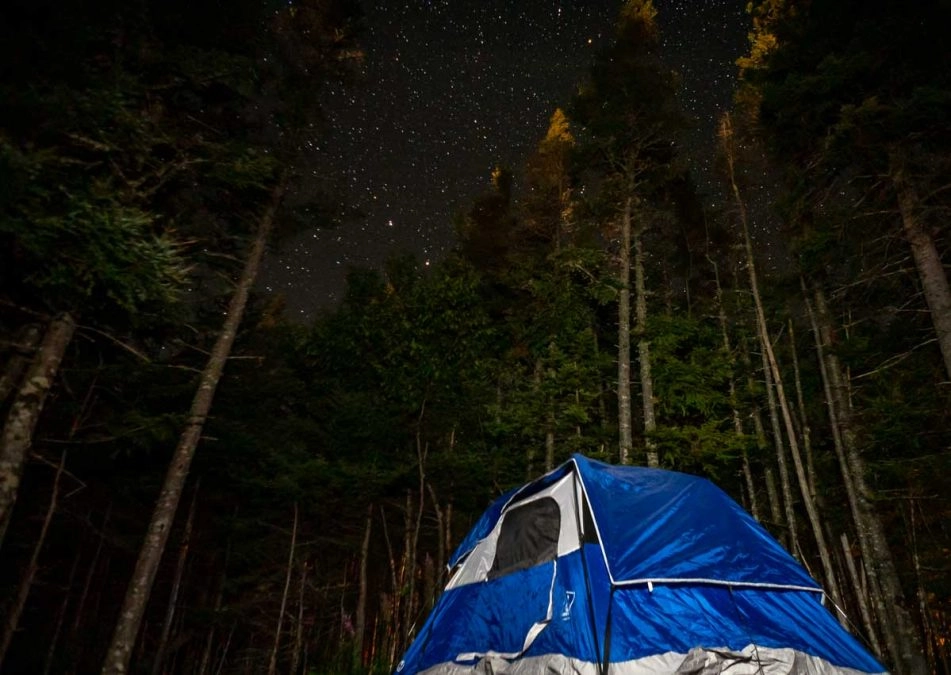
left=261, top=0, right=749, bottom=318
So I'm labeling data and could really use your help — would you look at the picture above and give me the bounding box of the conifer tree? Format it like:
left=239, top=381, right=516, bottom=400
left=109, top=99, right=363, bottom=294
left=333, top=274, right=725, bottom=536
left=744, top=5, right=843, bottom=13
left=101, top=184, right=286, bottom=675
left=571, top=0, right=684, bottom=466
left=737, top=1, right=946, bottom=670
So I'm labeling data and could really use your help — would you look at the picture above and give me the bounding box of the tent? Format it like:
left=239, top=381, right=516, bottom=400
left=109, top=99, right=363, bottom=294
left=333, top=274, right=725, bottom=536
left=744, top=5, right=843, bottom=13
left=394, top=454, right=886, bottom=674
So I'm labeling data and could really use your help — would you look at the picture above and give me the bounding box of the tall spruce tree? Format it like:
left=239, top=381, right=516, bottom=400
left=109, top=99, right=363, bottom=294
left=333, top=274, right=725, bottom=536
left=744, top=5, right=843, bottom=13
left=738, top=1, right=950, bottom=671
left=570, top=0, right=687, bottom=466
left=0, top=0, right=362, bottom=671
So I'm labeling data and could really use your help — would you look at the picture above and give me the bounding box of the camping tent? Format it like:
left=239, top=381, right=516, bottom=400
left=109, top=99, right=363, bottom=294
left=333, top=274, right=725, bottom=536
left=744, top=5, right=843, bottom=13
left=395, top=454, right=886, bottom=674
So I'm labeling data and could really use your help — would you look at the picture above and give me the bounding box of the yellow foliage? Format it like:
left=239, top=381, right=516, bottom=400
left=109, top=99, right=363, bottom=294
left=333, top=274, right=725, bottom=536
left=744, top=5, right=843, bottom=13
left=544, top=108, right=574, bottom=146
left=491, top=165, right=504, bottom=190
left=736, top=0, right=797, bottom=74
left=737, top=30, right=779, bottom=72
left=620, top=0, right=658, bottom=28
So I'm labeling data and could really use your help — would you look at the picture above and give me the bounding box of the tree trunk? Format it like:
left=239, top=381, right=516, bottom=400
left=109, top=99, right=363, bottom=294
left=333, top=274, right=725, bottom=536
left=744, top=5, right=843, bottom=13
left=379, top=505, right=399, bottom=667
left=545, top=342, right=555, bottom=473
left=617, top=198, right=633, bottom=464
left=783, top=320, right=845, bottom=612
left=197, top=540, right=230, bottom=675
left=0, top=451, right=66, bottom=669
left=574, top=390, right=583, bottom=439
left=66, top=505, right=111, bottom=674
left=840, top=532, right=882, bottom=656
left=759, top=338, right=799, bottom=553
left=739, top=436, right=758, bottom=520
left=393, top=494, right=412, bottom=667
left=43, top=539, right=81, bottom=675
left=444, top=499, right=453, bottom=579
left=811, top=287, right=926, bottom=674
left=354, top=505, right=372, bottom=671
left=720, top=115, right=799, bottom=553
left=732, top=370, right=760, bottom=522
left=0, top=323, right=42, bottom=405
left=215, top=623, right=236, bottom=675
left=101, top=183, right=284, bottom=675
left=633, top=219, right=658, bottom=467
left=0, top=313, right=75, bottom=546
left=908, top=502, right=936, bottom=673
left=749, top=372, right=782, bottom=529
left=268, top=502, right=298, bottom=675
left=764, top=466, right=782, bottom=530
left=710, top=256, right=760, bottom=520
left=530, top=360, right=542, bottom=477
left=401, top=434, right=427, bottom=648
left=151, top=481, right=199, bottom=675
left=722, top=131, right=842, bottom=607
left=290, top=560, right=308, bottom=675
left=422, top=553, right=435, bottom=620
left=545, top=345, right=556, bottom=472
left=788, top=321, right=817, bottom=503
left=892, top=149, right=951, bottom=381
left=593, top=329, right=608, bottom=433
left=426, top=483, right=446, bottom=591
left=806, top=284, right=885, bottom=615
left=804, top=283, right=881, bottom=640
left=545, top=412, right=555, bottom=472
left=764, top=320, right=843, bottom=611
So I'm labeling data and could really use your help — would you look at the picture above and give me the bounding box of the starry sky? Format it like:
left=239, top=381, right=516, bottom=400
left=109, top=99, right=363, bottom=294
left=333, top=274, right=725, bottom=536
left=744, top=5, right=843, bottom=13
left=261, top=0, right=749, bottom=318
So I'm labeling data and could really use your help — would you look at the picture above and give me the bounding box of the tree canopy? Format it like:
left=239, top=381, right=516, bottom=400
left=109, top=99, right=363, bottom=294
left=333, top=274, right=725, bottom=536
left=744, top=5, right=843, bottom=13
left=0, top=1, right=948, bottom=673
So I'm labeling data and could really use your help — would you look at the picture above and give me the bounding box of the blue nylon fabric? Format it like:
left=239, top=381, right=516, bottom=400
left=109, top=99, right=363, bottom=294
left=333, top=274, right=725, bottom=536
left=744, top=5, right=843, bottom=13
left=396, top=455, right=885, bottom=674
left=573, top=454, right=818, bottom=588
left=397, top=559, right=572, bottom=673
left=520, top=547, right=605, bottom=662
left=608, top=585, right=883, bottom=673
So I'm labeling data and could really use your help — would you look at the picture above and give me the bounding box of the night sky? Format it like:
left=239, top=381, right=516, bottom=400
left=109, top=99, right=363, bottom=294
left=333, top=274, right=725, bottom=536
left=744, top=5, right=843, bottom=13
left=261, top=0, right=749, bottom=318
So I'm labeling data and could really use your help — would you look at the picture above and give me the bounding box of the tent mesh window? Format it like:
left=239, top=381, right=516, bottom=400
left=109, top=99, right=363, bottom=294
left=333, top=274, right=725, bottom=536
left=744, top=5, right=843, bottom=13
left=488, top=497, right=560, bottom=580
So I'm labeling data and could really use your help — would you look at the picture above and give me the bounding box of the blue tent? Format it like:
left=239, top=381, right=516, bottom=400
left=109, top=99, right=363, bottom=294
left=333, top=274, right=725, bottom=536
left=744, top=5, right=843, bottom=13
left=395, top=454, right=886, bottom=674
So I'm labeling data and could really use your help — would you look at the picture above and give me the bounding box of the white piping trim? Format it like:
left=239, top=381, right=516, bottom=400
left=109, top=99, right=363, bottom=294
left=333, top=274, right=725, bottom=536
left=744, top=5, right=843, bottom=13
left=501, top=461, right=567, bottom=513
left=570, top=457, right=618, bottom=586
left=570, top=457, right=825, bottom=595
left=452, top=457, right=824, bottom=597
left=545, top=558, right=557, bottom=620
left=613, top=577, right=824, bottom=594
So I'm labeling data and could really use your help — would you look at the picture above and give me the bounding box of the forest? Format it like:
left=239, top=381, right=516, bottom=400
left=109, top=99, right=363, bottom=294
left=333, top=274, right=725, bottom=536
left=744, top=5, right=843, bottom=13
left=1, top=0, right=949, bottom=673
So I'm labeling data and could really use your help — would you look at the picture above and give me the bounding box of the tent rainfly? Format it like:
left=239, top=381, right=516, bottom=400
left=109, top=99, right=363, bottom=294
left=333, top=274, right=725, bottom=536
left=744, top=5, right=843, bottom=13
left=394, top=454, right=887, bottom=674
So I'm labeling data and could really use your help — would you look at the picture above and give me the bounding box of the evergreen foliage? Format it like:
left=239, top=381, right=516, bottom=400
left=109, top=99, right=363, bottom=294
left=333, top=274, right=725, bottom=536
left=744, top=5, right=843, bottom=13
left=0, top=0, right=948, bottom=673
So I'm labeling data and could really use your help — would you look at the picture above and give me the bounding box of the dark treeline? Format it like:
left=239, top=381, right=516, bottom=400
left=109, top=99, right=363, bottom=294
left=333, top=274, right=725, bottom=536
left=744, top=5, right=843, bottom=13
left=1, top=0, right=949, bottom=673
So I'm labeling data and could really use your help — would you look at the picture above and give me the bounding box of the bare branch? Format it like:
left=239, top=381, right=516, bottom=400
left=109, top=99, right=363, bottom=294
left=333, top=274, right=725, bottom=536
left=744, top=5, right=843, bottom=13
left=29, top=451, right=87, bottom=493
left=852, top=338, right=938, bottom=380
left=77, top=325, right=151, bottom=363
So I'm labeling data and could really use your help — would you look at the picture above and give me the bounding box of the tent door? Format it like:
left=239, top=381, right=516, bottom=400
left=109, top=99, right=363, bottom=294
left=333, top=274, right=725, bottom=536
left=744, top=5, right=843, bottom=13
left=455, top=559, right=558, bottom=663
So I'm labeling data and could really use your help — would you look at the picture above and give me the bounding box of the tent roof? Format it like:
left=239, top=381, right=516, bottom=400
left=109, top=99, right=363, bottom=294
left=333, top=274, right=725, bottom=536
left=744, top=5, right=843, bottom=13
left=451, top=454, right=819, bottom=592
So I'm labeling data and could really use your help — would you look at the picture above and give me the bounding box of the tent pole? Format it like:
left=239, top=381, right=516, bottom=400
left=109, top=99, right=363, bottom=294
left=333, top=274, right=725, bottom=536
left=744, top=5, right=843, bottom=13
left=602, top=586, right=616, bottom=675
left=728, top=585, right=766, bottom=674
left=574, top=473, right=605, bottom=675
